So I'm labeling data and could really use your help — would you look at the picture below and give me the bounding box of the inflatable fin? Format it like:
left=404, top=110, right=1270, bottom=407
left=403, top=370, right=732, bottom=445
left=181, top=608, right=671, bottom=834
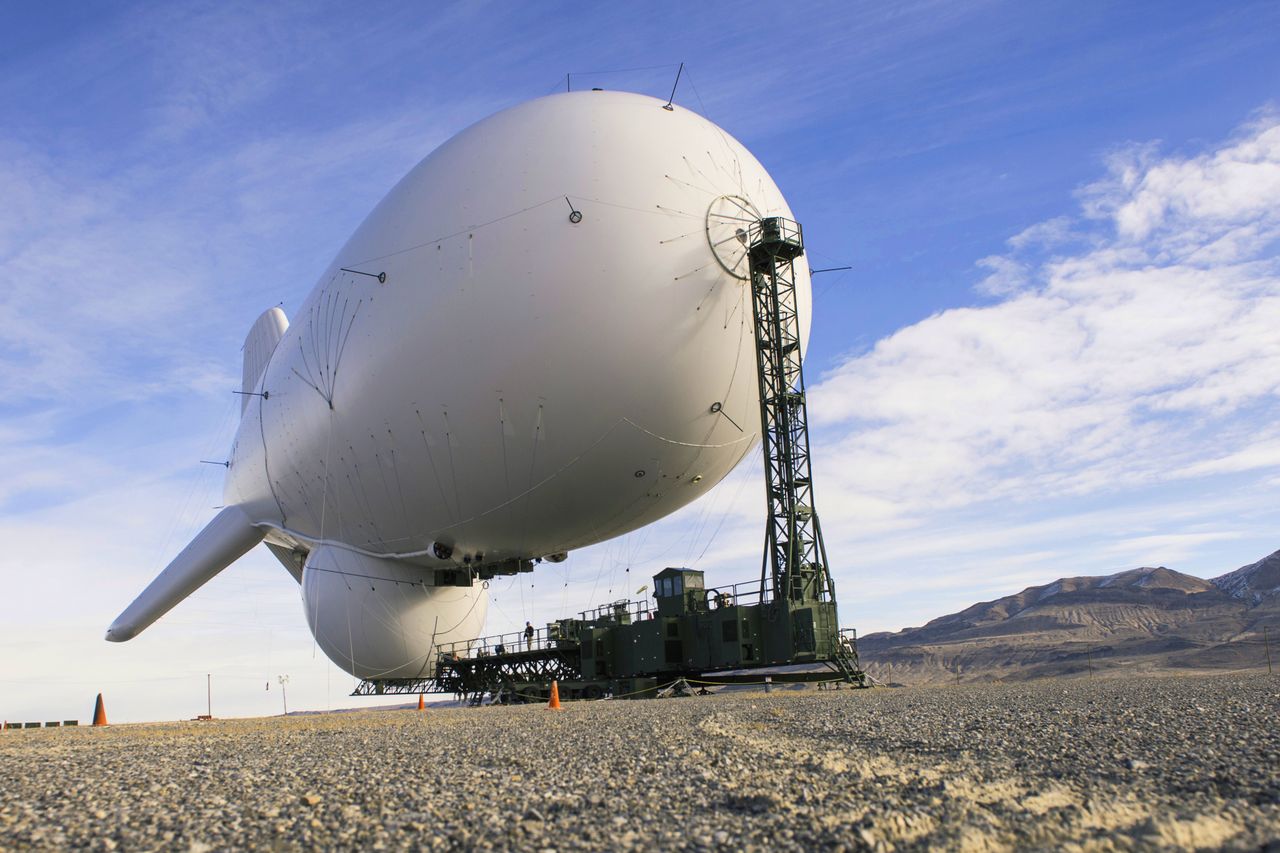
left=241, top=307, right=288, bottom=414
left=105, top=505, right=264, bottom=642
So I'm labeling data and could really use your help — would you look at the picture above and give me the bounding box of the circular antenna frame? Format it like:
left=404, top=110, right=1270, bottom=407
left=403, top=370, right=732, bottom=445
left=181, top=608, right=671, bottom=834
left=705, top=194, right=761, bottom=281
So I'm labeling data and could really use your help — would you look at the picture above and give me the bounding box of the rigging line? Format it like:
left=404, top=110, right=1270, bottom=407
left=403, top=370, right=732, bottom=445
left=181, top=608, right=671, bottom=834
left=256, top=357, right=288, bottom=526
left=296, top=325, right=319, bottom=394
left=345, top=464, right=387, bottom=546
left=586, top=538, right=612, bottom=605
left=290, top=367, right=326, bottom=403
left=370, top=446, right=400, bottom=531
left=329, top=299, right=363, bottom=401
left=567, top=62, right=680, bottom=78
left=658, top=229, right=702, bottom=244
left=324, top=293, right=346, bottom=393
left=724, top=283, right=745, bottom=329
left=619, top=416, right=753, bottom=449
left=322, top=290, right=342, bottom=385
left=712, top=231, right=749, bottom=248
left=307, top=551, right=322, bottom=661
left=345, top=596, right=358, bottom=682
left=414, top=408, right=459, bottom=524
left=293, top=484, right=321, bottom=532
left=681, top=468, right=727, bottom=564
left=685, top=67, right=743, bottom=169
left=154, top=390, right=238, bottom=566
left=487, top=583, right=520, bottom=628
left=665, top=173, right=719, bottom=196
left=295, top=333, right=323, bottom=395
left=304, top=566, right=429, bottom=590
left=694, top=467, right=755, bottom=565
left=708, top=148, right=742, bottom=191
left=372, top=443, right=409, bottom=537
left=715, top=298, right=750, bottom=435
left=386, top=436, right=412, bottom=535
left=423, top=613, right=439, bottom=680
left=675, top=262, right=714, bottom=281
left=559, top=558, right=570, bottom=615
left=317, top=407, right=336, bottom=547
left=498, top=397, right=513, bottom=510
left=682, top=66, right=711, bottom=116
left=571, top=195, right=697, bottom=220
left=442, top=409, right=465, bottom=522
left=425, top=580, right=485, bottom=636
left=681, top=155, right=724, bottom=196
left=725, top=195, right=757, bottom=218
left=694, top=276, right=720, bottom=312
left=518, top=402, right=545, bottom=550
left=518, top=547, right=527, bottom=622
left=656, top=203, right=700, bottom=218
left=353, top=638, right=441, bottom=681
left=816, top=270, right=853, bottom=301
left=607, top=531, right=630, bottom=596
left=309, top=292, right=328, bottom=392
left=349, top=195, right=564, bottom=266
left=393, top=581, right=412, bottom=671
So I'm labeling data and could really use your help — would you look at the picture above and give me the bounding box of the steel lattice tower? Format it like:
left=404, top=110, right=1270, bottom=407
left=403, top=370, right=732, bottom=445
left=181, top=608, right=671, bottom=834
left=747, top=218, right=835, bottom=605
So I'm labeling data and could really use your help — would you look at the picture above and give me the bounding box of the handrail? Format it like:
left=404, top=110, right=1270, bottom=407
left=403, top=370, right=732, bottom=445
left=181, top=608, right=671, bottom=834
left=434, top=575, right=782, bottom=661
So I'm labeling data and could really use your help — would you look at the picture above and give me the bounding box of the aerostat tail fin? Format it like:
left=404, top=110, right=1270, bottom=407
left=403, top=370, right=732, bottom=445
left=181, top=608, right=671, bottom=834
left=105, top=505, right=264, bottom=642
left=241, top=307, right=288, bottom=414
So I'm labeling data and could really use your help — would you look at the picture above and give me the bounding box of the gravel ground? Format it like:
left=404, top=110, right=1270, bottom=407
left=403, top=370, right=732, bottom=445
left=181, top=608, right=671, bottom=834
left=1, top=674, right=1278, bottom=851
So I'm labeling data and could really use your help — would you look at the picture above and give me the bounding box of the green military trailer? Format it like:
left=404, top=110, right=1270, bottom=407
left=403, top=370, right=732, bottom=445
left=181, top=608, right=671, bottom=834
left=354, top=564, right=864, bottom=703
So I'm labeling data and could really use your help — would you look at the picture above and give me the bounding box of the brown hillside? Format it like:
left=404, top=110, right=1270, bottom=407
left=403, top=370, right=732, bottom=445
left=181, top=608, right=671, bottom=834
left=859, top=553, right=1280, bottom=685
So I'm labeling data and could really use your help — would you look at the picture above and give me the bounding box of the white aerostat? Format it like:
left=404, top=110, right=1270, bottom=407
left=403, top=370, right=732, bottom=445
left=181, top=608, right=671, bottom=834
left=107, top=90, right=811, bottom=679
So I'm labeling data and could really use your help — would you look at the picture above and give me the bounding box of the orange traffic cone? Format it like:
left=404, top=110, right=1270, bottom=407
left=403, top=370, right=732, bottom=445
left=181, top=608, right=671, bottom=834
left=547, top=680, right=562, bottom=710
left=92, top=693, right=108, bottom=727
left=417, top=693, right=425, bottom=711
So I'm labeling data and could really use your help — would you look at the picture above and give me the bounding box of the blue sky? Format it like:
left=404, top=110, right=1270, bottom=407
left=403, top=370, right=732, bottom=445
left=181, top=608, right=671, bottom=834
left=2, top=1, right=1279, bottom=721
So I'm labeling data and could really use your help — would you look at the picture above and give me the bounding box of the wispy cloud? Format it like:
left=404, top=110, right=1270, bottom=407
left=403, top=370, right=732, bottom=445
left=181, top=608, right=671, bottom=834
left=812, top=113, right=1280, bottom=518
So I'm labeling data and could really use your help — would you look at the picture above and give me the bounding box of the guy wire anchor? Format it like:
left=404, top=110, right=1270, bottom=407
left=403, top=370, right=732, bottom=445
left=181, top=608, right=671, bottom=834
left=340, top=267, right=387, bottom=283
left=565, top=197, right=583, bottom=223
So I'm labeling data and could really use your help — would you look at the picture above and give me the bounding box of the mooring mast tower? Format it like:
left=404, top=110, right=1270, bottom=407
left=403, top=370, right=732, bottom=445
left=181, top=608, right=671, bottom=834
left=748, top=217, right=843, bottom=659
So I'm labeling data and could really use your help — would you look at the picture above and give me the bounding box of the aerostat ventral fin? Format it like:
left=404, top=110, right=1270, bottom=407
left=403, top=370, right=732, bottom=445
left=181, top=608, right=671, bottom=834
left=105, top=505, right=264, bottom=642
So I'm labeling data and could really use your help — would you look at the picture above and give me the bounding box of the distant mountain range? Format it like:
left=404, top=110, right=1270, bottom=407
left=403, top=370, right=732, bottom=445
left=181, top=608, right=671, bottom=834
left=859, top=549, right=1280, bottom=685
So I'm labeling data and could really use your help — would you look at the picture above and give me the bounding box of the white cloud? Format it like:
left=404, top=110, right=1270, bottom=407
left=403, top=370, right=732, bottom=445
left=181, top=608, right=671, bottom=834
left=812, top=114, right=1280, bottom=525
left=974, top=254, right=1029, bottom=296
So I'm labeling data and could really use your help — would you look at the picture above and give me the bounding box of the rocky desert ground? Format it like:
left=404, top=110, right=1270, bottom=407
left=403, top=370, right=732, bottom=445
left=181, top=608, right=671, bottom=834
left=2, top=674, right=1277, bottom=851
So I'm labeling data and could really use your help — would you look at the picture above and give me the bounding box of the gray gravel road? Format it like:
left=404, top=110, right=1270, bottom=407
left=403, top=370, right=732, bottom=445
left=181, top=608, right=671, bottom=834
left=2, top=675, right=1277, bottom=850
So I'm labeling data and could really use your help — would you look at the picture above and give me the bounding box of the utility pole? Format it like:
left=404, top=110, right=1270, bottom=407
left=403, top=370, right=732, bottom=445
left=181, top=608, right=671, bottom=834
left=206, top=673, right=212, bottom=718
left=278, top=675, right=290, bottom=716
